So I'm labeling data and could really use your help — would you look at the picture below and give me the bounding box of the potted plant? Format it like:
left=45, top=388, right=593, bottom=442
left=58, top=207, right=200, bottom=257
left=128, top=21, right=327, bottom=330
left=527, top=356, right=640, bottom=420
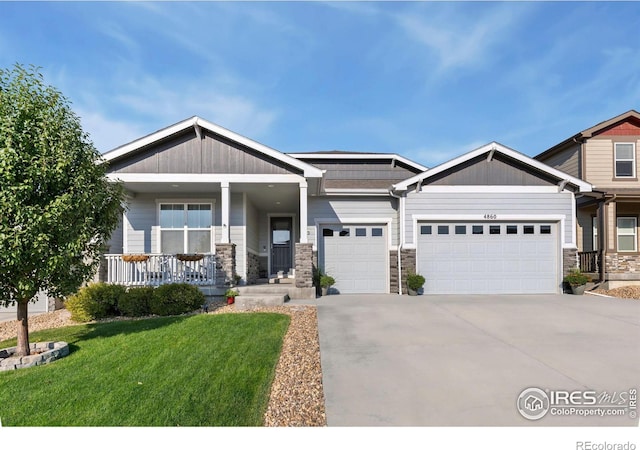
left=225, top=289, right=238, bottom=305
left=320, top=275, right=335, bottom=296
left=563, top=269, right=590, bottom=295
left=406, top=273, right=425, bottom=296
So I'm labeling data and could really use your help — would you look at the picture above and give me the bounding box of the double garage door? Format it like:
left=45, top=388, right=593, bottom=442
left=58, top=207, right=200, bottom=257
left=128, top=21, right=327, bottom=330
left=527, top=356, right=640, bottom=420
left=321, top=224, right=388, bottom=294
left=417, top=221, right=559, bottom=294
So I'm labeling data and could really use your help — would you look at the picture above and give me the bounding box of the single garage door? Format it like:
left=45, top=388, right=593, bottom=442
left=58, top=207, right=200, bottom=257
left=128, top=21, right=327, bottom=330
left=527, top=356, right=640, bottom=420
left=321, top=224, right=388, bottom=294
left=417, top=222, right=559, bottom=294
left=0, top=292, right=49, bottom=314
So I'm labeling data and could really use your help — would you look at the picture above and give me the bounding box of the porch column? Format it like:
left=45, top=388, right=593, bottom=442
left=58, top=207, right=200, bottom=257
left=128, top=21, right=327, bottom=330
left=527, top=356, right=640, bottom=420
left=221, top=181, right=230, bottom=244
left=299, top=180, right=308, bottom=244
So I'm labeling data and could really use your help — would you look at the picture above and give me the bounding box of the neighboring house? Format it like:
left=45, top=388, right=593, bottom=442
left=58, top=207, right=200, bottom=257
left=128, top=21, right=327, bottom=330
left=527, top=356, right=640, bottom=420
left=99, top=116, right=590, bottom=296
left=536, top=110, right=640, bottom=288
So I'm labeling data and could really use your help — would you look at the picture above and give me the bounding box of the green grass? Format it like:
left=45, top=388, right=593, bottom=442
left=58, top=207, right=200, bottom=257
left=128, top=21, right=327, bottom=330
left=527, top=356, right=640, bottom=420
left=0, top=313, right=290, bottom=426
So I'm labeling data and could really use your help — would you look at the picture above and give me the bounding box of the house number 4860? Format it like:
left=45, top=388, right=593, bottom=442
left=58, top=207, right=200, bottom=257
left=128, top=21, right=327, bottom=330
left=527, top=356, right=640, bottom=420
left=484, top=214, right=497, bottom=220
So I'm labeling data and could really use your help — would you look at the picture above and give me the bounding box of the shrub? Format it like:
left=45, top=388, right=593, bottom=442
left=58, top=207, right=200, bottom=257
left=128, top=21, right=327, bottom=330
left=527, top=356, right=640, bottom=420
left=150, top=283, right=205, bottom=316
left=65, top=283, right=126, bottom=322
left=563, top=269, right=590, bottom=286
left=65, top=290, right=100, bottom=323
left=119, top=287, right=154, bottom=317
left=320, top=275, right=335, bottom=288
left=407, top=273, right=426, bottom=291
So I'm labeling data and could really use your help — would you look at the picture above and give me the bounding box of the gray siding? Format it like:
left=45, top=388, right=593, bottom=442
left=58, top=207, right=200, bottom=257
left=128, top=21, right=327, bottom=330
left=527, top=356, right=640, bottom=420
left=428, top=155, right=556, bottom=186
left=303, top=160, right=421, bottom=189
left=245, top=195, right=259, bottom=254
left=404, top=192, right=574, bottom=245
left=538, top=143, right=581, bottom=179
left=106, top=214, right=123, bottom=254
left=230, top=193, right=245, bottom=278
left=308, top=197, right=399, bottom=247
left=125, top=197, right=156, bottom=253
left=123, top=193, right=220, bottom=253
left=109, top=129, right=301, bottom=175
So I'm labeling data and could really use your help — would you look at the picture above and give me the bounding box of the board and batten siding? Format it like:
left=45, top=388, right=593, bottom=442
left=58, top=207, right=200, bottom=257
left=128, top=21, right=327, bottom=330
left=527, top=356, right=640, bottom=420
left=584, top=137, right=640, bottom=189
left=307, top=197, right=399, bottom=248
left=538, top=143, right=581, bottom=179
left=404, top=192, right=575, bottom=246
left=428, top=155, right=557, bottom=186
left=109, top=129, right=299, bottom=176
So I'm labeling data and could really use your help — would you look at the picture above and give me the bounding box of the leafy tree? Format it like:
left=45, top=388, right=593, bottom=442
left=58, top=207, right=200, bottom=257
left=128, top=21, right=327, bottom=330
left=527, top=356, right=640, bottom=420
left=0, top=64, right=124, bottom=356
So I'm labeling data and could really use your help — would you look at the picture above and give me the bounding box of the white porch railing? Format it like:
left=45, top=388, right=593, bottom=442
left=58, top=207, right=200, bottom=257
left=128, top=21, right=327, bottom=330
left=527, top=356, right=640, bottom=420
left=105, top=254, right=220, bottom=286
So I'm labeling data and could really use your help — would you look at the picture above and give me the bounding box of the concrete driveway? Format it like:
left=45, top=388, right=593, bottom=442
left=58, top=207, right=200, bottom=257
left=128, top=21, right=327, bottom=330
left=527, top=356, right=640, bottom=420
left=313, top=293, right=640, bottom=426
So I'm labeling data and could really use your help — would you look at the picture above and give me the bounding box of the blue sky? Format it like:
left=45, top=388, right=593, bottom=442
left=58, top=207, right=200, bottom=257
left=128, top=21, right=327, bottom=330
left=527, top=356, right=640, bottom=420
left=1, top=1, right=639, bottom=167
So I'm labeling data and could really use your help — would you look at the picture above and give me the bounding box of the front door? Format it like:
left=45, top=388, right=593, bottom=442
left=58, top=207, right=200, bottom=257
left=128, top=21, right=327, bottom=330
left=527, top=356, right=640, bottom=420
left=271, top=217, right=293, bottom=275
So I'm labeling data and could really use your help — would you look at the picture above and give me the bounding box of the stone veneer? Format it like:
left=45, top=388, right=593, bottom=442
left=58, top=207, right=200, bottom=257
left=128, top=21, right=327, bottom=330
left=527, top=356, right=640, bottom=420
left=295, top=243, right=314, bottom=289
left=390, top=248, right=417, bottom=294
left=605, top=253, right=640, bottom=276
left=216, top=243, right=236, bottom=285
left=562, top=248, right=578, bottom=276
left=246, top=251, right=260, bottom=285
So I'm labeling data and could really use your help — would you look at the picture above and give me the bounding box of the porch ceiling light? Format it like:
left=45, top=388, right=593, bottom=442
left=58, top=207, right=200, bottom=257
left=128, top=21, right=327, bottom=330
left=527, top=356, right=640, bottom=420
left=171, top=184, right=179, bottom=187
left=268, top=184, right=274, bottom=188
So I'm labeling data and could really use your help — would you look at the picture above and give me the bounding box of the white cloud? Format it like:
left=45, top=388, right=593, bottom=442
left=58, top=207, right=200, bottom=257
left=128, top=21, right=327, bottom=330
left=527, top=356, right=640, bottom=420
left=392, top=4, right=533, bottom=76
left=111, top=72, right=279, bottom=139
left=76, top=109, right=145, bottom=153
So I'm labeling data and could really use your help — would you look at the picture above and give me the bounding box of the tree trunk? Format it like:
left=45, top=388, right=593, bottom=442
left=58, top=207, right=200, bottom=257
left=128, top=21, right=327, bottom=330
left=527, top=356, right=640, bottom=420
left=16, top=301, right=30, bottom=356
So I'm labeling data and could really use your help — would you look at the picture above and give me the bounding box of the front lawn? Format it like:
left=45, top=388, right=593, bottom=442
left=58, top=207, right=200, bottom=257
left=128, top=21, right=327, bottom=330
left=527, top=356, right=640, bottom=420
left=0, top=313, right=290, bottom=426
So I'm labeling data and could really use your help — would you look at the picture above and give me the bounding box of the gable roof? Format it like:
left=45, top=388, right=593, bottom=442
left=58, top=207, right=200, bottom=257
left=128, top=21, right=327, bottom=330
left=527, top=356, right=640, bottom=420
left=393, top=142, right=592, bottom=192
left=102, top=116, right=324, bottom=178
left=288, top=151, right=428, bottom=172
left=535, top=110, right=640, bottom=161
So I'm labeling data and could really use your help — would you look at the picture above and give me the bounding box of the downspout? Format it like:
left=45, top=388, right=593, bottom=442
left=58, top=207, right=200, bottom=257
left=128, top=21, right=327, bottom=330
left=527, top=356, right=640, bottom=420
left=599, top=194, right=616, bottom=283
left=389, top=186, right=404, bottom=295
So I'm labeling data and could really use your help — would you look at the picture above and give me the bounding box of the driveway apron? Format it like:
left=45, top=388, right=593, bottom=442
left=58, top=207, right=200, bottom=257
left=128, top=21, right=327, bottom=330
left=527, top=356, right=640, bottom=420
left=314, top=294, right=640, bottom=426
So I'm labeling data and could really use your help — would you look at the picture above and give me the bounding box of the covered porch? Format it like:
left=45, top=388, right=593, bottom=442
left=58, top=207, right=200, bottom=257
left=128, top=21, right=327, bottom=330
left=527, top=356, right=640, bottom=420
left=577, top=193, right=640, bottom=287
left=102, top=175, right=315, bottom=290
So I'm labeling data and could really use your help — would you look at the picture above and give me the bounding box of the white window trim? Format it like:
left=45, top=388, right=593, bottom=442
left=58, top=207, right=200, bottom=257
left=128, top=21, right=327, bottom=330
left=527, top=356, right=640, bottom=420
left=157, top=201, right=215, bottom=254
left=614, top=142, right=636, bottom=178
left=616, top=216, right=637, bottom=253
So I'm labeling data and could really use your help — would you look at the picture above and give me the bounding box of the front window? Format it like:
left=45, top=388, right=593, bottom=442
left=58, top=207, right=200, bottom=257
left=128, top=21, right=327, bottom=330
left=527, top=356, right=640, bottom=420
left=160, top=203, right=212, bottom=253
left=614, top=143, right=635, bottom=178
left=592, top=216, right=598, bottom=251
left=617, top=217, right=637, bottom=252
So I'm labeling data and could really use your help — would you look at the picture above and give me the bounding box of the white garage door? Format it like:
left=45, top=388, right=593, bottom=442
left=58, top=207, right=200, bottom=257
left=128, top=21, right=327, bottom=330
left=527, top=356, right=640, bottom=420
left=321, top=224, right=388, bottom=294
left=417, top=222, right=559, bottom=294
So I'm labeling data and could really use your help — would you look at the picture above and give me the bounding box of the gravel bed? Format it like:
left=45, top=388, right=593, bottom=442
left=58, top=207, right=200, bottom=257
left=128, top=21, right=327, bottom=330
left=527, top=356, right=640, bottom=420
left=592, top=285, right=640, bottom=300
left=0, top=303, right=327, bottom=427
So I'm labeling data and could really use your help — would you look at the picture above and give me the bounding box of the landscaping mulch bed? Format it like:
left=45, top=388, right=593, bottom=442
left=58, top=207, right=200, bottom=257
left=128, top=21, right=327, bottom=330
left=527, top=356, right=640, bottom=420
left=0, top=303, right=327, bottom=427
left=592, top=285, right=640, bottom=300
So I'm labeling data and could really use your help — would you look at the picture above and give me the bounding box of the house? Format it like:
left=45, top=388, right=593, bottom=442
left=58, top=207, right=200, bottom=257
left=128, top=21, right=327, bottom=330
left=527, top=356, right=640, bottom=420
left=99, top=116, right=591, bottom=296
left=100, top=116, right=426, bottom=298
left=536, top=110, right=640, bottom=288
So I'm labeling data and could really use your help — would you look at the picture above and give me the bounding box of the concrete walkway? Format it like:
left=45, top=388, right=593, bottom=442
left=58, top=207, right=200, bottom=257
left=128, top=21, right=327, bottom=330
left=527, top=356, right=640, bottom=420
left=303, top=293, right=640, bottom=426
